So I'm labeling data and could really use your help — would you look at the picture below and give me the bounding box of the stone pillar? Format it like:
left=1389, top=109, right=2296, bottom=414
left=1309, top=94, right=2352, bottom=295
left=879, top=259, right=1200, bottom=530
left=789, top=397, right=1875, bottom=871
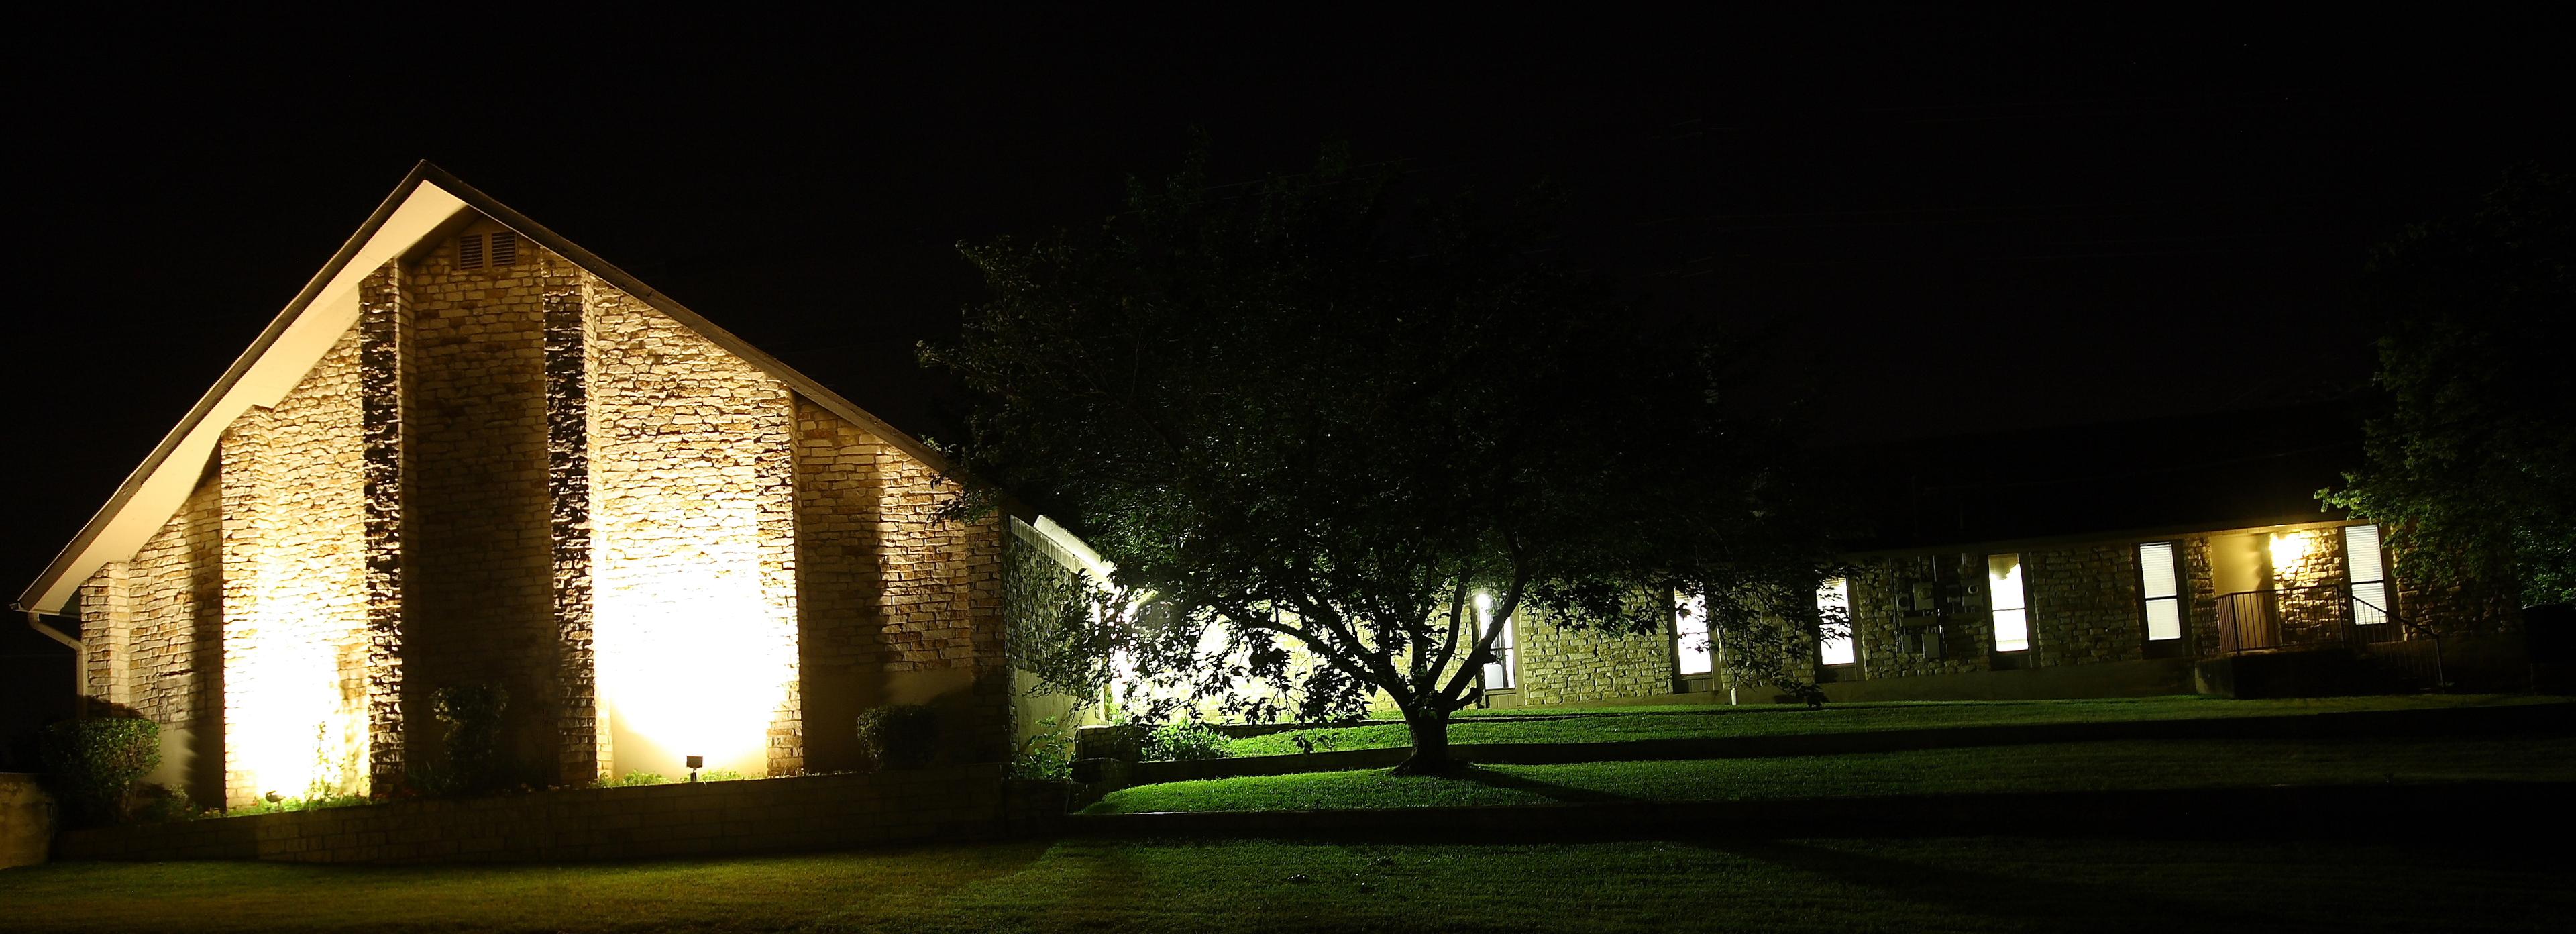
left=360, top=262, right=407, bottom=790
left=218, top=409, right=271, bottom=807
left=75, top=563, right=132, bottom=709
left=543, top=259, right=600, bottom=784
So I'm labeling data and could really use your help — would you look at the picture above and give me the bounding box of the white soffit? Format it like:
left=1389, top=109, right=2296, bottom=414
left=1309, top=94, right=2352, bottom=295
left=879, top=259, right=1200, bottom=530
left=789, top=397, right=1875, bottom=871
left=16, top=180, right=470, bottom=613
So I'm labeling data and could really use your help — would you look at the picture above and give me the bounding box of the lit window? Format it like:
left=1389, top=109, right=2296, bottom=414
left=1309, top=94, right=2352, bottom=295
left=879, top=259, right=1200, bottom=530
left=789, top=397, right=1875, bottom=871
left=2345, top=525, right=2390, bottom=625
left=2138, top=542, right=2182, bottom=641
left=1477, top=592, right=1515, bottom=690
left=1817, top=578, right=1854, bottom=666
left=1988, top=554, right=2029, bottom=652
left=1674, top=592, right=1712, bottom=676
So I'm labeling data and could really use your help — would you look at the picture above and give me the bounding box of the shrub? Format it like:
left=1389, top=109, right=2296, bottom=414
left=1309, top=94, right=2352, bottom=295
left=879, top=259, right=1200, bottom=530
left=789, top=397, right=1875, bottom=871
left=699, top=768, right=749, bottom=782
left=855, top=705, right=940, bottom=771
left=1141, top=721, right=1231, bottom=762
left=1009, top=716, right=1077, bottom=781
left=38, top=717, right=160, bottom=826
left=431, top=684, right=511, bottom=796
left=596, top=771, right=668, bottom=788
left=223, top=794, right=371, bottom=818
left=131, top=783, right=203, bottom=824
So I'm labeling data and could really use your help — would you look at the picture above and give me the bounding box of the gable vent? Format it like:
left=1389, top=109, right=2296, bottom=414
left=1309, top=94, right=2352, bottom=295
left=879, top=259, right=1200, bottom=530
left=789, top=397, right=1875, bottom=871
left=455, top=231, right=521, bottom=271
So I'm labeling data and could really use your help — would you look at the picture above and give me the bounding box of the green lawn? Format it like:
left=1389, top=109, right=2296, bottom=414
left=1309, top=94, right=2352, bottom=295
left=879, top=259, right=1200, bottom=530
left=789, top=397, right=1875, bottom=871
left=1091, top=735, right=2576, bottom=813
left=3, top=835, right=2566, bottom=933
left=1231, top=693, right=2559, bottom=757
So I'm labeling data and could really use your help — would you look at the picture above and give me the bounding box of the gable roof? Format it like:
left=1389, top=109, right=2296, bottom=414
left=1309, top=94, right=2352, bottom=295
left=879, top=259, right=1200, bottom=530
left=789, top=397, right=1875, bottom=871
left=14, top=162, right=965, bottom=616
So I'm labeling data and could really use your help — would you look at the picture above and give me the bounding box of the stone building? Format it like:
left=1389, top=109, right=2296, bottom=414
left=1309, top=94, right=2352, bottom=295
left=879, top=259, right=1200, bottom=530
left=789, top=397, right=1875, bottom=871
left=1469, top=413, right=2518, bottom=709
left=14, top=166, right=1063, bottom=808
left=17, top=171, right=2524, bottom=811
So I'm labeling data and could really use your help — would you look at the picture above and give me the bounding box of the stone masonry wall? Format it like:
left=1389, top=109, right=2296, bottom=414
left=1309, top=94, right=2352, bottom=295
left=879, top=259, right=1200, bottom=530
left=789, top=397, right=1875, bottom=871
left=359, top=263, right=407, bottom=788
left=76, top=564, right=131, bottom=711
left=1849, top=554, right=1991, bottom=680
left=2023, top=543, right=2145, bottom=668
left=588, top=282, right=800, bottom=779
left=1511, top=608, right=1676, bottom=706
left=2273, top=527, right=2349, bottom=645
left=792, top=398, right=1009, bottom=768
left=75, top=471, right=225, bottom=802
left=64, top=217, right=1031, bottom=801
left=543, top=264, right=598, bottom=782
left=55, top=766, right=1050, bottom=866
left=218, top=326, right=371, bottom=806
left=2184, top=536, right=2220, bottom=656
left=400, top=230, right=566, bottom=784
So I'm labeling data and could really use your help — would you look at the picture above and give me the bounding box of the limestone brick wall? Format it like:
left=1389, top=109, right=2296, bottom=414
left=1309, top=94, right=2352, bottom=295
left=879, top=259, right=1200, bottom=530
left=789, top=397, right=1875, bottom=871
left=398, top=233, right=566, bottom=785
left=1511, top=608, right=1675, bottom=705
left=1849, top=555, right=1991, bottom=680
left=55, top=766, right=1046, bottom=866
left=2184, top=536, right=2220, bottom=655
left=2272, top=527, right=2349, bottom=645
left=588, top=282, right=800, bottom=779
left=358, top=263, right=406, bottom=787
left=793, top=397, right=1009, bottom=768
left=76, top=564, right=131, bottom=710
left=138, top=466, right=225, bottom=801
left=218, top=326, right=371, bottom=806
left=2024, top=543, right=2146, bottom=668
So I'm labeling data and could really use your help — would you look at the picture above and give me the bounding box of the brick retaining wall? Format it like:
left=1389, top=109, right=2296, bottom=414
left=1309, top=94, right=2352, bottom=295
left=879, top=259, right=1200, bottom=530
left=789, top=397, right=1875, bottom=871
left=56, top=766, right=1067, bottom=864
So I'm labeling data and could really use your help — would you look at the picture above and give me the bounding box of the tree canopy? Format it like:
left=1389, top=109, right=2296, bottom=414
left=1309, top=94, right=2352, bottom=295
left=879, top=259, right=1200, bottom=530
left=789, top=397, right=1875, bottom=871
left=924, top=144, right=1848, bottom=772
left=2321, top=168, right=2575, bottom=608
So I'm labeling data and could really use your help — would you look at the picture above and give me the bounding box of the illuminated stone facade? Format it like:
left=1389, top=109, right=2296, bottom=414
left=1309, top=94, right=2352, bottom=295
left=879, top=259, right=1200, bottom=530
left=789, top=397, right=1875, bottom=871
left=1506, top=611, right=1676, bottom=707
left=70, top=213, right=1010, bottom=807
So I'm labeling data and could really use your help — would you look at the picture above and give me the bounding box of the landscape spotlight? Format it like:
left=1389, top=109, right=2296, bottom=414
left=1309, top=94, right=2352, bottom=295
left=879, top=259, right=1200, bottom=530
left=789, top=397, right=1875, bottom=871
left=686, top=754, right=704, bottom=783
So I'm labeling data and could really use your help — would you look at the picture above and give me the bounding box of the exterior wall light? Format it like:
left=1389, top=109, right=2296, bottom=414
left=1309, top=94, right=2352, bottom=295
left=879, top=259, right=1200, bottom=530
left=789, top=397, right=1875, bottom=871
left=2269, top=530, right=2313, bottom=569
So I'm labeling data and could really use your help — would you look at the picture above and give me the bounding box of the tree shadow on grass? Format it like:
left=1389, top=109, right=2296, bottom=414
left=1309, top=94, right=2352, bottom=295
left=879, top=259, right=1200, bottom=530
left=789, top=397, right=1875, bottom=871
left=1691, top=838, right=2302, bottom=934
left=1440, top=765, right=1637, bottom=805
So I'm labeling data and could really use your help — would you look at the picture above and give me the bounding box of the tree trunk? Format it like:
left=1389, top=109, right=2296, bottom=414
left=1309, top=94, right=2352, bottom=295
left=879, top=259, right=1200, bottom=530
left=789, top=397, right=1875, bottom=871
left=1389, top=705, right=1458, bottom=775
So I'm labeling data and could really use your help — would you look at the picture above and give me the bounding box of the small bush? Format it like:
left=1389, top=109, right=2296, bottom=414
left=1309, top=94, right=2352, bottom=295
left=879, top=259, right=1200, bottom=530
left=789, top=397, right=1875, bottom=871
left=1142, top=721, right=1231, bottom=762
left=1009, top=716, right=1077, bottom=781
left=224, top=794, right=371, bottom=818
left=131, top=784, right=204, bottom=824
left=699, top=768, right=749, bottom=782
left=431, top=684, right=511, bottom=796
left=595, top=771, right=668, bottom=788
left=38, top=717, right=160, bottom=826
left=855, top=705, right=940, bottom=771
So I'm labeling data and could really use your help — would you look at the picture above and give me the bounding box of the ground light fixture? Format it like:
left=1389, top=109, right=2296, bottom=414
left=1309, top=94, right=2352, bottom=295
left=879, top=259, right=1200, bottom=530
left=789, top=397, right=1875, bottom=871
left=686, top=754, right=704, bottom=783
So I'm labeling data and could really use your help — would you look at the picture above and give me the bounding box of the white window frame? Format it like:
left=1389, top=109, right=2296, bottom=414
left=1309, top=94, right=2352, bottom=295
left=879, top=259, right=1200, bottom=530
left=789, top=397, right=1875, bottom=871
left=2138, top=542, right=2183, bottom=642
left=1674, top=592, right=1713, bottom=676
left=1988, top=553, right=2030, bottom=652
left=1817, top=578, right=1855, bottom=666
left=2344, top=525, right=2391, bottom=626
left=1477, top=592, right=1517, bottom=690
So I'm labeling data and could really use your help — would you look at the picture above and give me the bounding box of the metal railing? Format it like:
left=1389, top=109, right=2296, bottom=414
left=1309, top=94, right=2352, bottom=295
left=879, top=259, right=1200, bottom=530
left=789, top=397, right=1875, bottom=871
left=2212, top=583, right=2445, bottom=688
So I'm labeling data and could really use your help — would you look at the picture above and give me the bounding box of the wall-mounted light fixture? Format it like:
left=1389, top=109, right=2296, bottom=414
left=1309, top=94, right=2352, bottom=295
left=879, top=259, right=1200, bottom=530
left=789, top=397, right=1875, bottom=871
left=686, top=754, right=704, bottom=784
left=2269, top=530, right=2313, bottom=569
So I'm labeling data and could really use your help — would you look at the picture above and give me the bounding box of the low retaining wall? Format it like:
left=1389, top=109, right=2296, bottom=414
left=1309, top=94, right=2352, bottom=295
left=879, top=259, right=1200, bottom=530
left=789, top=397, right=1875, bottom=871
left=1, top=774, right=52, bottom=868
left=1114, top=701, right=2576, bottom=788
left=1070, top=780, right=2575, bottom=842
left=57, top=767, right=1072, bottom=865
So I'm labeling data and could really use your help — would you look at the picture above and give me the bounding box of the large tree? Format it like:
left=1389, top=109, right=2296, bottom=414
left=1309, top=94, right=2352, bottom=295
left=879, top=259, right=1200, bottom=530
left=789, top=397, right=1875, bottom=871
left=2321, top=169, right=2575, bottom=609
left=926, top=144, right=1846, bottom=773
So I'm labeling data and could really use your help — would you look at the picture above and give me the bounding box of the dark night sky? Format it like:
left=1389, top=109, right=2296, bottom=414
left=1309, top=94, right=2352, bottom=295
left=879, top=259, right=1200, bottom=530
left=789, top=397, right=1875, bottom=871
left=3, top=9, right=2568, bottom=752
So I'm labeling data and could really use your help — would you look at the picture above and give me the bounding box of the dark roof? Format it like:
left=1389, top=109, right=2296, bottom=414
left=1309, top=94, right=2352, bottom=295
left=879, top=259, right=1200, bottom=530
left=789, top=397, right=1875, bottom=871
left=1827, top=399, right=2365, bottom=551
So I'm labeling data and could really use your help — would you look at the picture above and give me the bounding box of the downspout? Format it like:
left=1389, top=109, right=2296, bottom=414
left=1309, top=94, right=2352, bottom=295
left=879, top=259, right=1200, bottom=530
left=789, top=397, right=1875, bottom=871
left=18, top=606, right=85, bottom=717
